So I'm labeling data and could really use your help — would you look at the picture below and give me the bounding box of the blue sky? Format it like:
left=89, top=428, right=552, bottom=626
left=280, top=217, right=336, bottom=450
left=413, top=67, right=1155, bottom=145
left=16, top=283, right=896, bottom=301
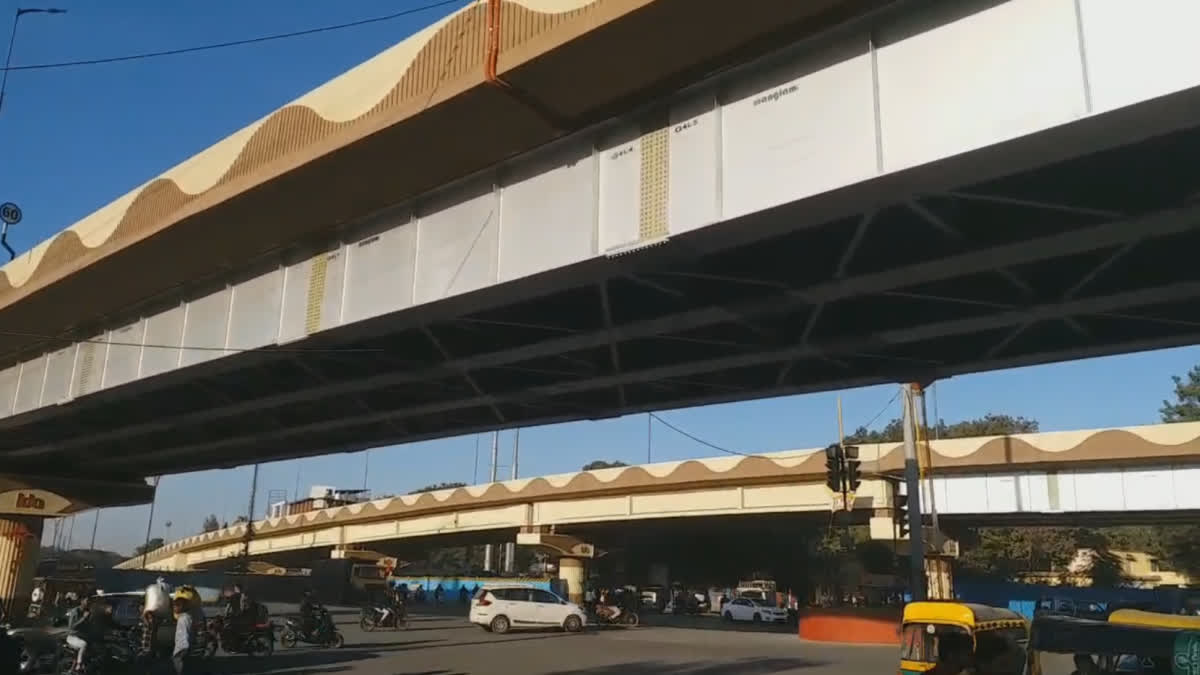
left=6, top=1, right=1198, bottom=555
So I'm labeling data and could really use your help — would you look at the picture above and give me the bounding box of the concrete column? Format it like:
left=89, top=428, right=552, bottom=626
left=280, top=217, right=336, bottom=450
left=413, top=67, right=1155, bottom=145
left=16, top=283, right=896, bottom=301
left=557, top=557, right=586, bottom=605
left=0, top=516, right=43, bottom=620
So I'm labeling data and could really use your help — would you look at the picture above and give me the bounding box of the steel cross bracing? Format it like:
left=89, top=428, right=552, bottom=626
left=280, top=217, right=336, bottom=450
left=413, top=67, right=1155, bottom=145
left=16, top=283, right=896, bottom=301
left=6, top=123, right=1200, bottom=475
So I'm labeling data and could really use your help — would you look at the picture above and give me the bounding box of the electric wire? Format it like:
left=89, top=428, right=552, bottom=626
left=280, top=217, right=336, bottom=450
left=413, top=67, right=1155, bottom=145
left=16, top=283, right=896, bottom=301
left=2, top=0, right=465, bottom=72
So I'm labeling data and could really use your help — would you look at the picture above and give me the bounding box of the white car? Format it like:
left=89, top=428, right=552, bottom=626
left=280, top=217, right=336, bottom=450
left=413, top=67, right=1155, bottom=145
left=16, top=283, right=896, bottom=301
left=722, top=597, right=788, bottom=623
left=469, top=585, right=587, bottom=634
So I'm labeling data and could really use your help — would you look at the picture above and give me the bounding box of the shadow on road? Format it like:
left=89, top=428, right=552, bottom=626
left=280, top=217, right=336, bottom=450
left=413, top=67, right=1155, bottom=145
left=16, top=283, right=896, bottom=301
left=544, top=658, right=828, bottom=674
left=640, top=614, right=795, bottom=635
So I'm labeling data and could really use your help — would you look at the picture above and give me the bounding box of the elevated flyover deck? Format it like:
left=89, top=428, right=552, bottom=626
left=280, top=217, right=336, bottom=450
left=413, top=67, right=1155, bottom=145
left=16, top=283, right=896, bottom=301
left=121, top=422, right=1200, bottom=571
left=5, top=0, right=1200, bottom=477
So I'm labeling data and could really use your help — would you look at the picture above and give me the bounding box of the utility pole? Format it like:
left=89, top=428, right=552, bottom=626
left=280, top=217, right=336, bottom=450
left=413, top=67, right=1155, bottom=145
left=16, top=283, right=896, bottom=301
left=89, top=509, right=100, bottom=551
left=503, top=430, right=520, bottom=574
left=901, top=384, right=926, bottom=601
left=483, top=432, right=499, bottom=572
left=139, top=477, right=162, bottom=569
left=646, top=413, right=652, bottom=463
left=472, top=435, right=480, bottom=484
left=238, top=464, right=260, bottom=572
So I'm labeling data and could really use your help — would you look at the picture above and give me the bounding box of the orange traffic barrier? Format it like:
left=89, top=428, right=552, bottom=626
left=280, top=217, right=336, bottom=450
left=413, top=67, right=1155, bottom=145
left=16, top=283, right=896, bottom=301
left=797, top=607, right=901, bottom=645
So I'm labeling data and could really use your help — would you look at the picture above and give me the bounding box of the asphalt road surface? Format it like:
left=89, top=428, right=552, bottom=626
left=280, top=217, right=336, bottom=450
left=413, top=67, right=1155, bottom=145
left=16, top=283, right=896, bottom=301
left=214, top=606, right=896, bottom=675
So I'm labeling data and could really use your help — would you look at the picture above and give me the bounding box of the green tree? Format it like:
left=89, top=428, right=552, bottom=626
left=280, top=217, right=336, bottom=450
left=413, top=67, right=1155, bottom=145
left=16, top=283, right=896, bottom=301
left=844, top=413, right=1038, bottom=444
left=1161, top=365, right=1200, bottom=422
left=409, top=482, right=467, bottom=495
left=202, top=514, right=221, bottom=532
left=582, top=460, right=628, bottom=471
left=1159, top=367, right=1200, bottom=578
left=134, top=538, right=164, bottom=556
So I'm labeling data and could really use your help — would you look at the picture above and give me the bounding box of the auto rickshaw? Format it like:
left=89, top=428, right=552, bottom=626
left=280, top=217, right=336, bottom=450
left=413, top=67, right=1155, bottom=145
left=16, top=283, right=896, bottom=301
left=1028, top=612, right=1200, bottom=674
left=1108, top=608, right=1200, bottom=632
left=899, top=602, right=1028, bottom=674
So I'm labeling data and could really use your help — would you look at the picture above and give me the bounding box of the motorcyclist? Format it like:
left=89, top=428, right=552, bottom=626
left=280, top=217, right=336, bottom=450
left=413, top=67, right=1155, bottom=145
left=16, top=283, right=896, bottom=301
left=597, top=588, right=622, bottom=621
left=67, top=598, right=119, bottom=673
left=223, top=584, right=243, bottom=619
left=299, top=591, right=322, bottom=638
left=388, top=585, right=406, bottom=625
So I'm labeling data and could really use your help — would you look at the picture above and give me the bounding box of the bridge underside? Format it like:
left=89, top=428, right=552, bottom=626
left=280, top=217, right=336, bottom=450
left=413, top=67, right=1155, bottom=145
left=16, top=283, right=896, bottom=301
left=7, top=112, right=1200, bottom=475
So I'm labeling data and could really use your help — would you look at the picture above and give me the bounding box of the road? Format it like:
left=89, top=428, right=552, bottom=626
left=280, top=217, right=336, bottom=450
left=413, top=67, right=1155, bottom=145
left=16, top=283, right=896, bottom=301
left=218, top=607, right=896, bottom=675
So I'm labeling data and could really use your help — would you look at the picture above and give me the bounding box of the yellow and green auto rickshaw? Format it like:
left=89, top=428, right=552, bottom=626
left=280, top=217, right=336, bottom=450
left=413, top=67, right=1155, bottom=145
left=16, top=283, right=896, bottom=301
left=1108, top=608, right=1200, bottom=633
left=899, top=601, right=1028, bottom=674
left=1028, top=611, right=1200, bottom=674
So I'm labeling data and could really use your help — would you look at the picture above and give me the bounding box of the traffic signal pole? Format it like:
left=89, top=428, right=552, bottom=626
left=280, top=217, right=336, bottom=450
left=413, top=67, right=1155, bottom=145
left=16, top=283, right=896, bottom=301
left=901, top=383, right=926, bottom=602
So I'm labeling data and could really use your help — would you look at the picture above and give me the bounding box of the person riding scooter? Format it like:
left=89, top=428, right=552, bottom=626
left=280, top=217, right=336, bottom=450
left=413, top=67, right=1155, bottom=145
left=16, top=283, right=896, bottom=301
left=596, top=589, right=622, bottom=622
left=299, top=591, right=323, bottom=638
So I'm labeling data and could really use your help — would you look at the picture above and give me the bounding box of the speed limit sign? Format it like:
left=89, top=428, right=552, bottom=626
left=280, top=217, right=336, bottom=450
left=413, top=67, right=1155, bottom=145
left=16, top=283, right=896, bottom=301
left=0, top=202, right=21, bottom=225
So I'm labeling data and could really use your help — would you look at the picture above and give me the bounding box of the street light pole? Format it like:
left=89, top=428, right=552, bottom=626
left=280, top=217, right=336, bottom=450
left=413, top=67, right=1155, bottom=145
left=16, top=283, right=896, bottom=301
left=0, top=8, right=67, bottom=116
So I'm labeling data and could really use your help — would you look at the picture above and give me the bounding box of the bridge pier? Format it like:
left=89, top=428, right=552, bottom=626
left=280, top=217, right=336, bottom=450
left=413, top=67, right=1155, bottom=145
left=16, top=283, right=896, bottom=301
left=558, top=557, right=586, bottom=605
left=0, top=516, right=42, bottom=620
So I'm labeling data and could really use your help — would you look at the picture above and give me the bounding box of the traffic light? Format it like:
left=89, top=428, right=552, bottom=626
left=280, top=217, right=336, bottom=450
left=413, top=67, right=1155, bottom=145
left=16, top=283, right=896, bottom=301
left=892, top=481, right=910, bottom=539
left=843, top=445, right=861, bottom=493
left=824, top=444, right=843, bottom=493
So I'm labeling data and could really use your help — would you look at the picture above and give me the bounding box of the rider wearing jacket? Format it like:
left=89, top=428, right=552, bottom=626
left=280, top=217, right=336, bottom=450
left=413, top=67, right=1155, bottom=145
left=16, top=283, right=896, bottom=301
left=299, top=591, right=321, bottom=637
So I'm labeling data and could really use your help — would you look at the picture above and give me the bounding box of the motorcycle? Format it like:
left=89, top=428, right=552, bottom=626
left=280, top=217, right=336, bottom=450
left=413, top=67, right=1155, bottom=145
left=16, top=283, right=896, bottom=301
left=204, top=616, right=274, bottom=658
left=55, top=630, right=138, bottom=675
left=592, top=606, right=640, bottom=627
left=359, top=604, right=407, bottom=632
left=279, top=611, right=343, bottom=650
left=6, top=624, right=63, bottom=673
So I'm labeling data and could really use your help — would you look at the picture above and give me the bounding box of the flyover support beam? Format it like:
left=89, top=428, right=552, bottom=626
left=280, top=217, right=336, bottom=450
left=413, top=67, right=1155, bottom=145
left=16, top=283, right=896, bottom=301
left=0, top=516, right=42, bottom=620
left=557, top=557, right=586, bottom=606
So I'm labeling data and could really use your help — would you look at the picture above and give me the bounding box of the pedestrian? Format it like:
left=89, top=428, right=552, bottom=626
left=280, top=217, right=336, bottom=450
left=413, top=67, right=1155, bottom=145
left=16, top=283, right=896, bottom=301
left=171, top=596, right=201, bottom=674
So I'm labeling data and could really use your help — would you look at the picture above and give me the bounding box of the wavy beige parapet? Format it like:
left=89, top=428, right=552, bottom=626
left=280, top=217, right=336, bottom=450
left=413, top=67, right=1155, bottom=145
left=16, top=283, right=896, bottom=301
left=123, top=421, right=1200, bottom=565
left=0, top=0, right=602, bottom=297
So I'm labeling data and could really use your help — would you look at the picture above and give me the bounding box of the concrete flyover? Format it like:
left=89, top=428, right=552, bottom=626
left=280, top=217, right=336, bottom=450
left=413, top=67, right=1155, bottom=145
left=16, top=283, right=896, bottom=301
left=5, top=0, right=1200, bottom=478
left=119, top=421, right=1200, bottom=571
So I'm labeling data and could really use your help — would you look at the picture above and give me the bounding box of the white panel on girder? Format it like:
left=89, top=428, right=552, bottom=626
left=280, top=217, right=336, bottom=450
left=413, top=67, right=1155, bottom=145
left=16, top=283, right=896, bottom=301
left=597, top=125, right=641, bottom=252
left=1121, top=469, right=1176, bottom=512
left=343, top=213, right=416, bottom=323
left=279, top=255, right=313, bottom=344
left=985, top=474, right=1020, bottom=513
left=876, top=0, right=1085, bottom=173
left=41, top=346, right=75, bottom=405
left=1072, top=470, right=1124, bottom=511
left=414, top=185, right=499, bottom=304
left=667, top=95, right=718, bottom=235
left=228, top=267, right=283, bottom=351
left=499, top=140, right=595, bottom=282
left=1080, top=0, right=1200, bottom=114
left=101, top=320, right=145, bottom=388
left=180, top=287, right=232, bottom=367
left=12, top=357, right=45, bottom=415
left=1173, top=467, right=1200, bottom=509
left=1021, top=473, right=1048, bottom=512
left=943, top=476, right=989, bottom=514
left=721, top=41, right=876, bottom=220
left=0, top=364, right=19, bottom=418
left=141, top=304, right=185, bottom=377
left=71, top=335, right=107, bottom=398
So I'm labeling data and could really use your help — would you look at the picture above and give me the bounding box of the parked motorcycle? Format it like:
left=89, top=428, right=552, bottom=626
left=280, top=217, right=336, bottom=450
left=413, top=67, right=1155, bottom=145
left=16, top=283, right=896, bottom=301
left=204, top=616, right=274, bottom=658
left=359, top=604, right=407, bottom=632
left=279, top=611, right=343, bottom=649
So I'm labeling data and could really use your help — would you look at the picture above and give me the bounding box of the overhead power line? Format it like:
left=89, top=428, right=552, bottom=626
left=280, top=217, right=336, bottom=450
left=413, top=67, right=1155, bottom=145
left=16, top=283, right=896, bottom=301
left=2, top=0, right=464, bottom=72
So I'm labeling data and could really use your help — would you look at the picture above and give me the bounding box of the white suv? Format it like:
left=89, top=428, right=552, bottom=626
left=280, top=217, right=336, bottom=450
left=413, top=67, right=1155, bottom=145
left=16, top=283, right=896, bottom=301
left=469, top=585, right=586, bottom=634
